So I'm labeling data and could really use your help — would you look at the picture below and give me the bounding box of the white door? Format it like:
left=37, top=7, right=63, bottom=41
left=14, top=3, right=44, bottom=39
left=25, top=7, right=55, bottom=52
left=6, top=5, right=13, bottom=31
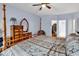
left=58, top=20, right=66, bottom=37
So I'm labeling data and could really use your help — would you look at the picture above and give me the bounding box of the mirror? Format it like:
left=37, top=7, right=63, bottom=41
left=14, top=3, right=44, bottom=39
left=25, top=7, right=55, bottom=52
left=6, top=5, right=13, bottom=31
left=20, top=18, right=29, bottom=32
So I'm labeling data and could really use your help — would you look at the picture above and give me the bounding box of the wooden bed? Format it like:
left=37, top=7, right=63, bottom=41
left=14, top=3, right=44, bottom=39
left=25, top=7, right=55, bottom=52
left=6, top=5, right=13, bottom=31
left=0, top=35, right=66, bottom=56
left=1, top=35, right=79, bottom=56
left=1, top=32, right=79, bottom=56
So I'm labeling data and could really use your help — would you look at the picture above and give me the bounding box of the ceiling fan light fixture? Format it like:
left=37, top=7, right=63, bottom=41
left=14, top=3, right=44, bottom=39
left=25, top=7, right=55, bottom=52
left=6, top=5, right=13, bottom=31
left=32, top=3, right=52, bottom=11
left=42, top=4, right=46, bottom=8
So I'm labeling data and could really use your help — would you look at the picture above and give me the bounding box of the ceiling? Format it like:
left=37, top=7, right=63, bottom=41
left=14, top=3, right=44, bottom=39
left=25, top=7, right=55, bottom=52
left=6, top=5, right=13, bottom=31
left=9, top=3, right=79, bottom=16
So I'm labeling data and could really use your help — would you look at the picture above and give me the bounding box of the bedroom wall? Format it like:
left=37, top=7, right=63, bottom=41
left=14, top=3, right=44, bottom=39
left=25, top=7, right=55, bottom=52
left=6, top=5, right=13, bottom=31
left=41, top=16, right=52, bottom=36
left=0, top=4, right=40, bottom=37
left=66, top=19, right=73, bottom=35
left=76, top=18, right=79, bottom=32
left=1, top=4, right=79, bottom=37
left=41, top=13, right=79, bottom=37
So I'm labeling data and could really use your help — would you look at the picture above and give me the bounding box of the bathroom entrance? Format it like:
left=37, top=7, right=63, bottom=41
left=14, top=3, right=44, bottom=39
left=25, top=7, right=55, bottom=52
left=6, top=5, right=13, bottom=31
left=51, top=20, right=57, bottom=38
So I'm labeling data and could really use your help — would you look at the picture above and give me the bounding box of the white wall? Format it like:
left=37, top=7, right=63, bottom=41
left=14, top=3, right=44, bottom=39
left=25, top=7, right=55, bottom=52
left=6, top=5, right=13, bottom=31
left=0, top=4, right=40, bottom=37
left=66, top=19, right=73, bottom=35
left=76, top=18, right=79, bottom=32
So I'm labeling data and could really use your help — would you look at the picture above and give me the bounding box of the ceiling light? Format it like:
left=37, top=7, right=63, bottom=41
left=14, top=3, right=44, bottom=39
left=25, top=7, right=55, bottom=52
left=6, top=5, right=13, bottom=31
left=42, top=5, right=46, bottom=7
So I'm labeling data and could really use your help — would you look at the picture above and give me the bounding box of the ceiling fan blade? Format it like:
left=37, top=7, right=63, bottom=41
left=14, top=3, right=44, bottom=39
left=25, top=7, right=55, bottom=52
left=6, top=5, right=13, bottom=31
left=32, top=4, right=43, bottom=6
left=43, top=3, right=50, bottom=4
left=39, top=7, right=42, bottom=11
left=46, top=5, right=51, bottom=9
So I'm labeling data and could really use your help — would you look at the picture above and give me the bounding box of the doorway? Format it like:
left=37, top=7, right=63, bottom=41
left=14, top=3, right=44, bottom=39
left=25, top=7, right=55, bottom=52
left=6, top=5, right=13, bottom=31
left=51, top=20, right=66, bottom=38
left=52, top=23, right=57, bottom=37
left=51, top=20, right=57, bottom=38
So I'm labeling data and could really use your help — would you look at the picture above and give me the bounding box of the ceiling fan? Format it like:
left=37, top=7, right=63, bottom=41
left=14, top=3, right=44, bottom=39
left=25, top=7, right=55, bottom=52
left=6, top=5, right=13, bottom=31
left=32, top=3, right=51, bottom=11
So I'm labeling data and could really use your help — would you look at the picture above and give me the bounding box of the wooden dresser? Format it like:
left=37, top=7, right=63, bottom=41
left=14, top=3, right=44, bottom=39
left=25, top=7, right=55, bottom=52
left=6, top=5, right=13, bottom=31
left=10, top=25, right=32, bottom=46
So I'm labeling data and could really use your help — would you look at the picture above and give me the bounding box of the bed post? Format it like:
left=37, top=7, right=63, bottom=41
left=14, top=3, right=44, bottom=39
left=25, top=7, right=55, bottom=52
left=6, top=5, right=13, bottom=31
left=2, top=4, right=6, bottom=50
